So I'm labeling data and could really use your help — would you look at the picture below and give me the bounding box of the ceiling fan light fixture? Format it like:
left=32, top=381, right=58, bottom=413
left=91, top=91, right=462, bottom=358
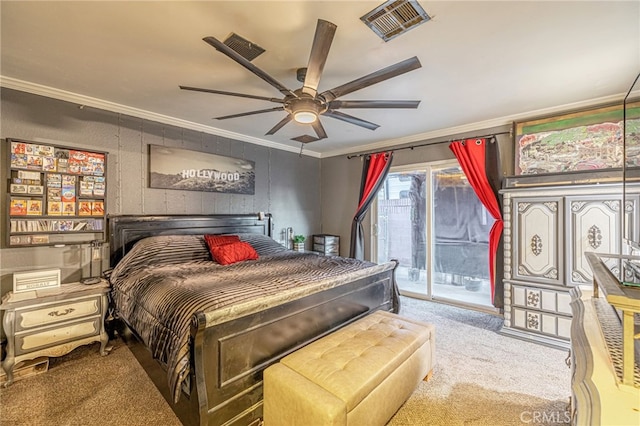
left=293, top=110, right=318, bottom=124
left=287, top=96, right=324, bottom=124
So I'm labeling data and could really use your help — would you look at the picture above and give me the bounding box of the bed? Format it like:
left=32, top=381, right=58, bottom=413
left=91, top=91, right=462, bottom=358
left=107, top=214, right=400, bottom=426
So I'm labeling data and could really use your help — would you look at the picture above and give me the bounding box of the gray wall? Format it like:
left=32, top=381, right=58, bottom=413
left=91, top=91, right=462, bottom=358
left=0, top=87, right=515, bottom=296
left=320, top=127, right=513, bottom=259
left=0, top=88, right=321, bottom=296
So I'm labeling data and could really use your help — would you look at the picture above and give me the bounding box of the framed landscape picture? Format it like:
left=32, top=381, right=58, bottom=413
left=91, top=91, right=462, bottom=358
left=149, top=145, right=255, bottom=195
left=514, top=101, right=640, bottom=175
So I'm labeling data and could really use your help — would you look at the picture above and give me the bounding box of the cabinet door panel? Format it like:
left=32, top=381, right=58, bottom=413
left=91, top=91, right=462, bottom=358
left=567, top=197, right=622, bottom=286
left=513, top=198, right=563, bottom=285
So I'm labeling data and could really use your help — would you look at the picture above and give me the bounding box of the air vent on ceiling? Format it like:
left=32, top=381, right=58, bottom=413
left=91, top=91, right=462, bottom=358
left=291, top=135, right=319, bottom=144
left=223, top=33, right=265, bottom=61
left=361, top=0, right=431, bottom=42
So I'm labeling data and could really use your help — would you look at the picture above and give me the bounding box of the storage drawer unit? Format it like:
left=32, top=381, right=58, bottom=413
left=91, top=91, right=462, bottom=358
left=500, top=184, right=639, bottom=349
left=1, top=281, right=109, bottom=386
left=508, top=282, right=572, bottom=341
left=313, top=234, right=340, bottom=255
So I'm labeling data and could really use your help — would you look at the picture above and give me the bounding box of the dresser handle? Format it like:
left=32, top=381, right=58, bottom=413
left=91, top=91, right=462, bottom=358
left=48, top=308, right=76, bottom=317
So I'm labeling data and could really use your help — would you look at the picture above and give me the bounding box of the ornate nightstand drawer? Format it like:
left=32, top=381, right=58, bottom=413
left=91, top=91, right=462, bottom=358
left=15, top=317, right=102, bottom=355
left=15, top=296, right=102, bottom=332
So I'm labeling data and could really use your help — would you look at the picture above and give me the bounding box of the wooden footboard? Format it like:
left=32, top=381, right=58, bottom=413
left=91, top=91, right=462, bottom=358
left=190, top=265, right=398, bottom=426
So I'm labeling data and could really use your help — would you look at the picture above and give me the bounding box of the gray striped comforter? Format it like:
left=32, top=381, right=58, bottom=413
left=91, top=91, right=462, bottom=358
left=109, top=233, right=394, bottom=402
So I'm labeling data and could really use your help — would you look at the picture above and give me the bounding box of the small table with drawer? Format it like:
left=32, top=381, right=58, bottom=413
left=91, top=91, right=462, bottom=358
left=1, top=280, right=110, bottom=386
left=312, top=234, right=340, bottom=256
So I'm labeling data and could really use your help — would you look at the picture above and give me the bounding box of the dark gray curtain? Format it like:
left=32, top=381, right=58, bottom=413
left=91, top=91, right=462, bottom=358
left=349, top=152, right=394, bottom=260
left=485, top=137, right=504, bottom=309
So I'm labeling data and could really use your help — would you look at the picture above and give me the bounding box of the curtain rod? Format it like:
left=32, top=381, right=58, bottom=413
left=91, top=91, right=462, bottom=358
left=346, top=130, right=512, bottom=159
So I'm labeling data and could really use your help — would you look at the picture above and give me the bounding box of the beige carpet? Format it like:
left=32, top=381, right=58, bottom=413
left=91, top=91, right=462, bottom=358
left=0, top=297, right=571, bottom=425
left=0, top=341, right=181, bottom=426
left=387, top=297, right=571, bottom=425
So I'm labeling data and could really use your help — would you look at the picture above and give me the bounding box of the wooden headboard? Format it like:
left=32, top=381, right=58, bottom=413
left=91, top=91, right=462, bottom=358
left=108, top=213, right=272, bottom=266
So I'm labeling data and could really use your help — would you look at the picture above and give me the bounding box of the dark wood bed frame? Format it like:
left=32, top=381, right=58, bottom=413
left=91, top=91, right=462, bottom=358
left=108, top=214, right=400, bottom=426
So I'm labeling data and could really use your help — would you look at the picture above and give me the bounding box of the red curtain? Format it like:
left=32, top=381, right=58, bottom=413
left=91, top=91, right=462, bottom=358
left=350, top=152, right=393, bottom=259
left=449, top=138, right=503, bottom=303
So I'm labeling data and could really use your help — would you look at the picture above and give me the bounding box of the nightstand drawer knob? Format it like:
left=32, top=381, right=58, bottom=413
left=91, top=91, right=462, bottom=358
left=48, top=308, right=75, bottom=317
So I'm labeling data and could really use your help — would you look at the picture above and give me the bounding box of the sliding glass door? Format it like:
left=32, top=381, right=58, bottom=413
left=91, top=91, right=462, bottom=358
left=374, top=161, right=494, bottom=308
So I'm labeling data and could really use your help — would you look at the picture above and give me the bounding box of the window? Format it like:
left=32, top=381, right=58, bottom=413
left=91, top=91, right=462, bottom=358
left=374, top=160, right=494, bottom=308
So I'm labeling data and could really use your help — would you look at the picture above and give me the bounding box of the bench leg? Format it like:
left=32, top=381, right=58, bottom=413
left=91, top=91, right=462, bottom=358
left=423, top=369, right=433, bottom=382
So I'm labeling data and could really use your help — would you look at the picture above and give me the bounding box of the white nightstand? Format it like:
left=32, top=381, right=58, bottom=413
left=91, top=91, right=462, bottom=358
left=0, top=280, right=110, bottom=387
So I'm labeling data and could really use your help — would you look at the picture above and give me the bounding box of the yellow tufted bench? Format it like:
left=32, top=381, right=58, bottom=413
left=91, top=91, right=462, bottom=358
left=263, top=310, right=435, bottom=426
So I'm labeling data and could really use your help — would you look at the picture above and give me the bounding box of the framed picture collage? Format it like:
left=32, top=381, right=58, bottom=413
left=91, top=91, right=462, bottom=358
left=6, top=138, right=107, bottom=247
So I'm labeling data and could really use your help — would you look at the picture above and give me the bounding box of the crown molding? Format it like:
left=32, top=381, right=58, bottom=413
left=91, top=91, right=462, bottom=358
left=0, top=76, right=322, bottom=158
left=320, top=92, right=627, bottom=158
left=2, top=76, right=627, bottom=161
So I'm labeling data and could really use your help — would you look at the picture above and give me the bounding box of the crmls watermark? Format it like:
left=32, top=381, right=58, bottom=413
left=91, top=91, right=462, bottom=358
left=520, top=410, right=571, bottom=424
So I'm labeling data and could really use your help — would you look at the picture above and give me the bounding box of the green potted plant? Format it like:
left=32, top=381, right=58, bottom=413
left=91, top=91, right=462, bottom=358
left=292, top=235, right=305, bottom=252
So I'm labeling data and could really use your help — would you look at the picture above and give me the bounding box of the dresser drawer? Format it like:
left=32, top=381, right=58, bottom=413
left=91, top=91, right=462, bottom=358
left=511, top=284, right=571, bottom=315
left=15, top=295, right=102, bottom=332
left=313, top=235, right=339, bottom=245
left=313, top=243, right=339, bottom=254
left=511, top=307, right=572, bottom=339
left=15, top=317, right=102, bottom=355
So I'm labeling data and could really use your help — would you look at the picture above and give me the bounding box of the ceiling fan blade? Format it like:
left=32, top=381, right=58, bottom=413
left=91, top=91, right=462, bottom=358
left=320, top=57, right=422, bottom=102
left=311, top=119, right=328, bottom=139
left=203, top=36, right=297, bottom=98
left=215, top=106, right=284, bottom=120
left=302, top=19, right=337, bottom=97
left=265, top=114, right=293, bottom=135
left=323, top=110, right=380, bottom=131
left=328, top=100, right=420, bottom=109
left=180, top=86, right=284, bottom=103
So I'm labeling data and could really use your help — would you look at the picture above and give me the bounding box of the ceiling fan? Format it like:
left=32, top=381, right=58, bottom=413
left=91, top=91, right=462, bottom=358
left=180, top=19, right=422, bottom=143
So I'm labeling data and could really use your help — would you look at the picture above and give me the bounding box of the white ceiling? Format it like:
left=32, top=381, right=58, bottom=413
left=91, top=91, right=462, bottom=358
left=1, top=1, right=639, bottom=158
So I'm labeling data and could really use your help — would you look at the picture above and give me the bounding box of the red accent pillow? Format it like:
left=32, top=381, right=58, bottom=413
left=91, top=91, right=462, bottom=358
left=204, top=234, right=240, bottom=248
left=209, top=241, right=259, bottom=265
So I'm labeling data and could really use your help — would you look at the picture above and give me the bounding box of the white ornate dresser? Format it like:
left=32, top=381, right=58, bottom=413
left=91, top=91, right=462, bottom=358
left=1, top=280, right=109, bottom=386
left=500, top=182, right=638, bottom=349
